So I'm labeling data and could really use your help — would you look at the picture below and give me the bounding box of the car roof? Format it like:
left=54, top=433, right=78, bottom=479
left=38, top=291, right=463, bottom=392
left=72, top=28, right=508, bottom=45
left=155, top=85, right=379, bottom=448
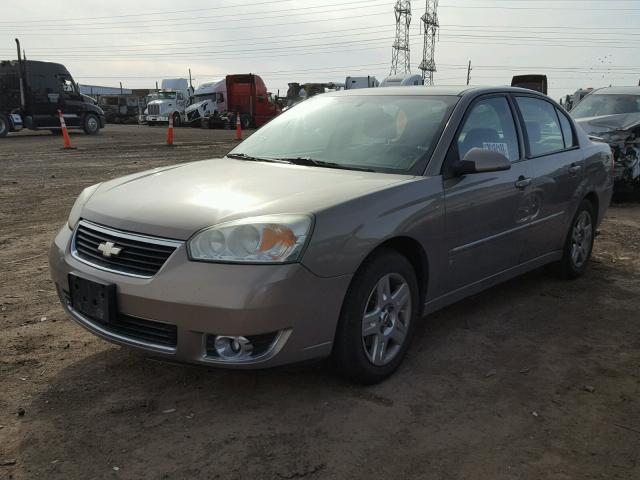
left=324, top=85, right=548, bottom=97
left=590, top=86, right=640, bottom=95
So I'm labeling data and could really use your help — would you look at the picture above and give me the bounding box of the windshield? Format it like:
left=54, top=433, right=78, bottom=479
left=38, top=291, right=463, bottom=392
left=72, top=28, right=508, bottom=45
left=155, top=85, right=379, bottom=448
left=229, top=95, right=457, bottom=173
left=571, top=93, right=640, bottom=118
left=194, top=93, right=216, bottom=102
left=157, top=91, right=177, bottom=100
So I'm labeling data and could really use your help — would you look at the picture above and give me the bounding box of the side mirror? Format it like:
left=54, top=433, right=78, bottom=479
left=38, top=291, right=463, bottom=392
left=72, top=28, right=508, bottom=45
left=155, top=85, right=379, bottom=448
left=455, top=147, right=511, bottom=175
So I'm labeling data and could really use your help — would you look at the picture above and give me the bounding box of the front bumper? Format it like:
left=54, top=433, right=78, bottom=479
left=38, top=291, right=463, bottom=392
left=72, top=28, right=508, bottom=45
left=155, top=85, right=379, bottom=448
left=146, top=115, right=169, bottom=123
left=49, top=225, right=351, bottom=368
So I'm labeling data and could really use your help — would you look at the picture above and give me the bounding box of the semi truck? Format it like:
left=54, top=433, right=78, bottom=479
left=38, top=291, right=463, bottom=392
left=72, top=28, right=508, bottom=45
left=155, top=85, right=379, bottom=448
left=0, top=39, right=105, bottom=138
left=184, top=74, right=280, bottom=129
left=345, top=76, right=379, bottom=89
left=380, top=74, right=424, bottom=87
left=140, top=78, right=192, bottom=126
left=511, top=75, right=548, bottom=95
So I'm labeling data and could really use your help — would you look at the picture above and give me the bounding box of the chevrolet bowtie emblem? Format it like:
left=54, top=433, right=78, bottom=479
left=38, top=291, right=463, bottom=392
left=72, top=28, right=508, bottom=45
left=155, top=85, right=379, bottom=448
left=97, top=241, right=122, bottom=258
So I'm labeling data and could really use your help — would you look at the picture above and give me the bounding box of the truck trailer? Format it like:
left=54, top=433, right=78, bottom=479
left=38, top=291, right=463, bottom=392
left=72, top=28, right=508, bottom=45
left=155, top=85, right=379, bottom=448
left=0, top=40, right=105, bottom=137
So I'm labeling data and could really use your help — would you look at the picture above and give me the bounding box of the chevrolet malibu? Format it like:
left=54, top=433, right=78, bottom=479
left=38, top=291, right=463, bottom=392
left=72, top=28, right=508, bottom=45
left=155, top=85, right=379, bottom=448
left=49, top=87, right=613, bottom=384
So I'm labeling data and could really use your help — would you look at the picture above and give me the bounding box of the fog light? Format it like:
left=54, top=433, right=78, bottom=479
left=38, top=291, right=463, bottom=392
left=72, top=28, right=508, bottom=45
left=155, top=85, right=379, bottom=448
left=213, top=335, right=253, bottom=359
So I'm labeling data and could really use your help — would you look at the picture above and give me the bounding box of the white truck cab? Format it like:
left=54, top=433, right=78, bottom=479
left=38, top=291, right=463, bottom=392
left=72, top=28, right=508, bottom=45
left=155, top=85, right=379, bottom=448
left=380, top=74, right=424, bottom=87
left=184, top=79, right=227, bottom=127
left=142, top=78, right=192, bottom=126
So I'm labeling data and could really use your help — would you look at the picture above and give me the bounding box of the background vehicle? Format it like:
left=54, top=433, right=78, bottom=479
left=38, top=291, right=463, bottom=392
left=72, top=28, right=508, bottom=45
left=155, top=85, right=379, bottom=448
left=571, top=86, right=640, bottom=193
left=0, top=41, right=105, bottom=137
left=345, top=76, right=379, bottom=89
left=184, top=74, right=280, bottom=129
left=379, top=74, right=424, bottom=87
left=511, top=74, right=548, bottom=95
left=142, top=78, right=192, bottom=126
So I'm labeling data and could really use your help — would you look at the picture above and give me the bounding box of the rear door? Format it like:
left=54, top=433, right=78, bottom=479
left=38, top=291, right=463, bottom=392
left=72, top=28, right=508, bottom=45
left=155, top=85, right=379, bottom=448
left=443, top=95, right=534, bottom=291
left=513, top=96, right=584, bottom=261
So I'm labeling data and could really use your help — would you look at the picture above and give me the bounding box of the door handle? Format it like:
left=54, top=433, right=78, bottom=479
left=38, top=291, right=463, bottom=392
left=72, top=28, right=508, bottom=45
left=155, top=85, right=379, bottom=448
left=568, top=164, right=582, bottom=175
left=515, top=177, right=532, bottom=189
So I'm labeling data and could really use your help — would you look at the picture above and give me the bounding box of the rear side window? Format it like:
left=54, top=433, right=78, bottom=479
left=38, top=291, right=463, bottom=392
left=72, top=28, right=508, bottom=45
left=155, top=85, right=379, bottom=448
left=457, top=96, right=520, bottom=162
left=516, top=97, right=564, bottom=156
left=557, top=109, right=575, bottom=148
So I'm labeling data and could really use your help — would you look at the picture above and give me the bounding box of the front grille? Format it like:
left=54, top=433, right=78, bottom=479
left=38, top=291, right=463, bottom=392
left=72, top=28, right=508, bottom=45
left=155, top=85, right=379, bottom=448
left=59, top=287, right=177, bottom=348
left=148, top=104, right=160, bottom=115
left=73, top=221, right=180, bottom=277
left=99, top=312, right=177, bottom=347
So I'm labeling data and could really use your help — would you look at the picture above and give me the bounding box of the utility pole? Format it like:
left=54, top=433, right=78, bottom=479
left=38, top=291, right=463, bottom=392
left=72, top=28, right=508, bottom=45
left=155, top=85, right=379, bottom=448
left=419, top=0, right=439, bottom=85
left=390, top=1, right=412, bottom=76
left=466, top=60, right=472, bottom=85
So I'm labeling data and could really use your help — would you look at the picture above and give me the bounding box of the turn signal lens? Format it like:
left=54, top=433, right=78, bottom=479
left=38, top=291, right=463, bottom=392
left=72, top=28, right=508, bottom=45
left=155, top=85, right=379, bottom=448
left=188, top=215, right=312, bottom=263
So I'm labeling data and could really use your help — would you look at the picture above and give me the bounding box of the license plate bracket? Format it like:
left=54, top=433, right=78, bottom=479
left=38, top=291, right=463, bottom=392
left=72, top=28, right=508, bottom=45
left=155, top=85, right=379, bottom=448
left=68, top=274, right=117, bottom=324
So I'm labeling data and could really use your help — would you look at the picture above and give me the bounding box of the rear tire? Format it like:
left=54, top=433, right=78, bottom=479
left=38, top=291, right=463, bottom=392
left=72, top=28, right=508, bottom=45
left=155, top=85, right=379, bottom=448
left=556, top=199, right=596, bottom=279
left=0, top=113, right=8, bottom=137
left=331, top=249, right=419, bottom=384
left=83, top=113, right=100, bottom=135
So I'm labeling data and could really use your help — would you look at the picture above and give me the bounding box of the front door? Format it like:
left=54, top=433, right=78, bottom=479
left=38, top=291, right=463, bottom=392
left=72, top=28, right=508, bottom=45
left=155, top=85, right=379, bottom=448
left=443, top=95, right=533, bottom=292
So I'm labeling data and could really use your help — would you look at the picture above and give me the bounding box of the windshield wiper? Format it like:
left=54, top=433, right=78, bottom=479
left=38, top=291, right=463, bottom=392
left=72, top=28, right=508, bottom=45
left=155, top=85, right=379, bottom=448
left=274, top=157, right=375, bottom=172
left=226, top=153, right=290, bottom=164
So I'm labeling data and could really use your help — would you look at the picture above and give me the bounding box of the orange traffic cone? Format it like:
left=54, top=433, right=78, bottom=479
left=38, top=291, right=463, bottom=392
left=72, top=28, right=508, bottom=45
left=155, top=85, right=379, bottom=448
left=166, top=113, right=174, bottom=146
left=235, top=112, right=242, bottom=141
left=57, top=109, right=75, bottom=150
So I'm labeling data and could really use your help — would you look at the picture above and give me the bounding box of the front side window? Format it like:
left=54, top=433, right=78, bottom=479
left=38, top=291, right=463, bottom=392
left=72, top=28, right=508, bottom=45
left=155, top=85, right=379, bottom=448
left=457, top=96, right=520, bottom=162
left=60, top=77, right=76, bottom=94
left=230, top=95, right=458, bottom=173
left=516, top=97, right=564, bottom=157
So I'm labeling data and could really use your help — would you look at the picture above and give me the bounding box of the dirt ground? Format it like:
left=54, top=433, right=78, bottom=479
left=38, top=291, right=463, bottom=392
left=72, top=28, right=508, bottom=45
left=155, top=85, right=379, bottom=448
left=1, top=125, right=639, bottom=480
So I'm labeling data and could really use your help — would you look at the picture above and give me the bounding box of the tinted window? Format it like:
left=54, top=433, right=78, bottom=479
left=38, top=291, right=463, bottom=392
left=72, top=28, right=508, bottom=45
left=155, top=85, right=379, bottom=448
left=232, top=95, right=458, bottom=173
left=557, top=109, right=575, bottom=148
left=457, top=96, right=519, bottom=162
left=516, top=97, right=564, bottom=156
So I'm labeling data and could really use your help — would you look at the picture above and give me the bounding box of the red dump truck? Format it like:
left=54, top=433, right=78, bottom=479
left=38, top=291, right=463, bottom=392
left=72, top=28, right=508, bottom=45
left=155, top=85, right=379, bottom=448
left=185, top=74, right=280, bottom=129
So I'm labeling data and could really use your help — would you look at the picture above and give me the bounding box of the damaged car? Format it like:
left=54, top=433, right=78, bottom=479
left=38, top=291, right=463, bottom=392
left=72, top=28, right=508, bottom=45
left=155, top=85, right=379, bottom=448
left=571, top=86, right=640, bottom=194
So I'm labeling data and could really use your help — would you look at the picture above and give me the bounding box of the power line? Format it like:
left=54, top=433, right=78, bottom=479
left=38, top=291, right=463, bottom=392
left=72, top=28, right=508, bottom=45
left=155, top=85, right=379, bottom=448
left=1, top=10, right=390, bottom=36
left=0, top=1, right=392, bottom=31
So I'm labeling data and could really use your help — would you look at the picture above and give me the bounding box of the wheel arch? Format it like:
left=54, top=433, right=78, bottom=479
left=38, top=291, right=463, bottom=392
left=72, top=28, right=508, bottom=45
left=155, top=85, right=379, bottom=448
left=583, top=191, right=600, bottom=223
left=357, top=236, right=429, bottom=306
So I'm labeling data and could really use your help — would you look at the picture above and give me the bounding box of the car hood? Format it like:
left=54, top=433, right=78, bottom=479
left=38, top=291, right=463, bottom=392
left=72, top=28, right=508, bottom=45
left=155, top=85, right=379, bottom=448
left=575, top=112, right=640, bottom=135
left=81, top=158, right=412, bottom=239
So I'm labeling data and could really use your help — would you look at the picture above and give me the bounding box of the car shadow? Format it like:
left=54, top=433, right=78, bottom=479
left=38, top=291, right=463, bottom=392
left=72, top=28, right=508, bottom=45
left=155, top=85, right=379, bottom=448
left=13, top=263, right=621, bottom=478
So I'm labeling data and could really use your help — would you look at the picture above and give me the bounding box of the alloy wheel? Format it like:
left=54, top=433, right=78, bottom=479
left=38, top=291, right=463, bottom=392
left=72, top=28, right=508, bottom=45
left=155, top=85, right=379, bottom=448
left=361, top=273, right=412, bottom=366
left=570, top=210, right=593, bottom=269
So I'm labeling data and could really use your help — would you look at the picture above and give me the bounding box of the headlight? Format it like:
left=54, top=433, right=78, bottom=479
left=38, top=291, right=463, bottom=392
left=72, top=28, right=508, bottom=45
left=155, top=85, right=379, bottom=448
left=188, top=215, right=312, bottom=264
left=67, top=183, right=101, bottom=230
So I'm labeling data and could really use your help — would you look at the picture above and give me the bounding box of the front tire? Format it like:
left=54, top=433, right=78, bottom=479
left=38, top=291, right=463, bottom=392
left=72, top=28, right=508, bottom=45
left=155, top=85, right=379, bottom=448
left=83, top=113, right=100, bottom=135
left=331, top=250, right=419, bottom=384
left=173, top=113, right=181, bottom=127
left=557, top=199, right=596, bottom=279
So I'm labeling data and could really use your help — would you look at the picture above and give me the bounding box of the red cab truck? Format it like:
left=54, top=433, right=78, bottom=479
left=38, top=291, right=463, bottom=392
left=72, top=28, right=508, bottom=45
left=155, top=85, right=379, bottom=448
left=185, top=74, right=280, bottom=129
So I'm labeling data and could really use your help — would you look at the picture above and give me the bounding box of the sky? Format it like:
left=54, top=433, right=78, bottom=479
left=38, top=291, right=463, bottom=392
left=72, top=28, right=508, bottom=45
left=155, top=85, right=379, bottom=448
left=1, top=0, right=639, bottom=102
